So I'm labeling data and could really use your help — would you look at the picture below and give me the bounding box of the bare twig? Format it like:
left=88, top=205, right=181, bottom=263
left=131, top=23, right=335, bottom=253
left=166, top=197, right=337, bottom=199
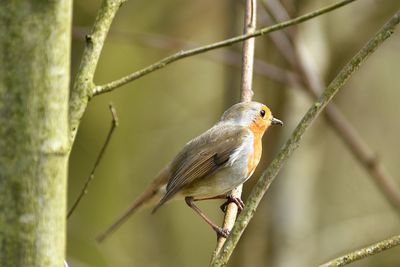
left=318, top=234, right=400, bottom=267
left=69, top=0, right=125, bottom=145
left=72, top=26, right=297, bottom=84
left=212, top=0, right=257, bottom=259
left=93, top=0, right=357, bottom=96
left=67, top=104, right=119, bottom=219
left=262, top=1, right=400, bottom=210
left=239, top=0, right=256, bottom=103
left=210, top=11, right=400, bottom=266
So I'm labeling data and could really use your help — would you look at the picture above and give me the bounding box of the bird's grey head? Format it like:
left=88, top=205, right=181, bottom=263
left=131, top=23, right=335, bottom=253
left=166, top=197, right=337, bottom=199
left=220, top=101, right=283, bottom=128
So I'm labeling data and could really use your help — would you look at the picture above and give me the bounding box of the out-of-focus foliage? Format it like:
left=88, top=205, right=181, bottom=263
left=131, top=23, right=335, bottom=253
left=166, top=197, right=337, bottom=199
left=68, top=1, right=400, bottom=266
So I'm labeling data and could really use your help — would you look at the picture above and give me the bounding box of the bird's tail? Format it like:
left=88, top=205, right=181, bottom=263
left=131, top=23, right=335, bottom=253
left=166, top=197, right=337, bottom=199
left=96, top=168, right=168, bottom=243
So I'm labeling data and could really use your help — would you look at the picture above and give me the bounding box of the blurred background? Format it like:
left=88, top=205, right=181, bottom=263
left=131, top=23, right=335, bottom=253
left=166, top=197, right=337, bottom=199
left=68, top=0, right=400, bottom=266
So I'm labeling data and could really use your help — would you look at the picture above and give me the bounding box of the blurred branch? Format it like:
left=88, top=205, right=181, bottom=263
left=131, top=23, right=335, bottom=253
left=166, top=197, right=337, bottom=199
left=322, top=105, right=400, bottom=210
left=212, top=0, right=257, bottom=260
left=262, top=1, right=400, bottom=211
left=318, top=234, right=400, bottom=267
left=67, top=104, right=119, bottom=219
left=210, top=11, right=400, bottom=266
left=260, top=5, right=297, bottom=65
left=93, top=0, right=357, bottom=96
left=72, top=27, right=297, bottom=84
left=69, top=0, right=125, bottom=145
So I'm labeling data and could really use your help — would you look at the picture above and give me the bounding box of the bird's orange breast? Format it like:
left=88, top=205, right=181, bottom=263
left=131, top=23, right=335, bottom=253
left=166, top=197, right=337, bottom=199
left=247, top=119, right=266, bottom=176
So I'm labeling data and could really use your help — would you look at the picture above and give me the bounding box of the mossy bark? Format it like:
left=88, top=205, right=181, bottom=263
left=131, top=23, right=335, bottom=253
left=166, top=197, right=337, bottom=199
left=0, top=1, right=71, bottom=266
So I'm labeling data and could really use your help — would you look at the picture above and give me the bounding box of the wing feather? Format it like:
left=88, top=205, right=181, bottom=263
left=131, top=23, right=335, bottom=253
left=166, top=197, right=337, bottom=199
left=152, top=124, right=248, bottom=212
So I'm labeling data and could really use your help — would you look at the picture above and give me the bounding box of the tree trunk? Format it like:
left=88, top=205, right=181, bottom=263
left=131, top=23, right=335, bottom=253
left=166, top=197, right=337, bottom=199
left=0, top=1, right=71, bottom=266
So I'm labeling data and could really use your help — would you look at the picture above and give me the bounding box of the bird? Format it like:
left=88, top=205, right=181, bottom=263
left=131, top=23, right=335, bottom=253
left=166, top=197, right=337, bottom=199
left=97, top=101, right=282, bottom=242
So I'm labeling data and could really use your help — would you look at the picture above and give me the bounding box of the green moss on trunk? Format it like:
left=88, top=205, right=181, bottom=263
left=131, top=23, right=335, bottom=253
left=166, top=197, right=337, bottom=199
left=0, top=1, right=71, bottom=266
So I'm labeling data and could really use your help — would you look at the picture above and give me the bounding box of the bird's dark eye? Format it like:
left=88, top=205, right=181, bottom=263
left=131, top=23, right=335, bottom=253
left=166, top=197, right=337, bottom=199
left=260, top=109, right=266, bottom=118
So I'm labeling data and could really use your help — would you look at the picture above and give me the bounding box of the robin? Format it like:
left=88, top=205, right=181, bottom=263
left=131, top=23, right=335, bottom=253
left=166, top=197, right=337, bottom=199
left=97, top=101, right=282, bottom=242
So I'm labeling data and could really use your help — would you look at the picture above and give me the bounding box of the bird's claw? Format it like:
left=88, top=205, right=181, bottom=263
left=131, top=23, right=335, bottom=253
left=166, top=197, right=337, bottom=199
left=220, top=195, right=245, bottom=213
left=215, top=227, right=230, bottom=238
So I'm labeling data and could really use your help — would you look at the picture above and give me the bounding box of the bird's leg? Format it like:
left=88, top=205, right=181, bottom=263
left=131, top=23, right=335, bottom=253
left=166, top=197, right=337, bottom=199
left=220, top=194, right=244, bottom=213
left=185, top=196, right=229, bottom=238
left=192, top=194, right=245, bottom=213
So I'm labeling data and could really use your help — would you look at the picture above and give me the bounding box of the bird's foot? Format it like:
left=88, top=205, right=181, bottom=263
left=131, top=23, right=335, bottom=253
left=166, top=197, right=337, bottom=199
left=214, top=227, right=230, bottom=238
left=220, top=195, right=244, bottom=213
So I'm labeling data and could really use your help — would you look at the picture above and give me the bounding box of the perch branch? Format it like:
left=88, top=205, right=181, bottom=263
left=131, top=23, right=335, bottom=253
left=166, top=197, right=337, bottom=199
left=69, top=0, right=125, bottom=145
left=212, top=0, right=257, bottom=259
left=318, top=234, right=400, bottom=267
left=67, top=104, right=119, bottom=218
left=210, top=11, right=400, bottom=267
left=93, top=0, right=357, bottom=96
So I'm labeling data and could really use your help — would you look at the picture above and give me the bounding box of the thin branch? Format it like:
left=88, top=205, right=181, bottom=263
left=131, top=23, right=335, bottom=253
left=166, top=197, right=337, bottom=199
left=69, top=0, right=125, bottom=145
left=262, top=1, right=400, bottom=210
left=239, top=0, right=256, bottom=102
left=210, top=11, right=400, bottom=266
left=93, top=0, right=357, bottom=96
left=67, top=104, right=119, bottom=219
left=72, top=27, right=297, bottom=85
left=212, top=0, right=257, bottom=259
left=318, top=234, right=400, bottom=267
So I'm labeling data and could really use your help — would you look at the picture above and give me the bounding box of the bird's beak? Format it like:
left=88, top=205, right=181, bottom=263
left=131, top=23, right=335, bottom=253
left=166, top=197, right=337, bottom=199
left=271, top=117, right=283, bottom=126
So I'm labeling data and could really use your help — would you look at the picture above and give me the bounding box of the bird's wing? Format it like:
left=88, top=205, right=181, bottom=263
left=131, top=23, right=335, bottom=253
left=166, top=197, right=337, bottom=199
left=152, top=125, right=249, bottom=212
